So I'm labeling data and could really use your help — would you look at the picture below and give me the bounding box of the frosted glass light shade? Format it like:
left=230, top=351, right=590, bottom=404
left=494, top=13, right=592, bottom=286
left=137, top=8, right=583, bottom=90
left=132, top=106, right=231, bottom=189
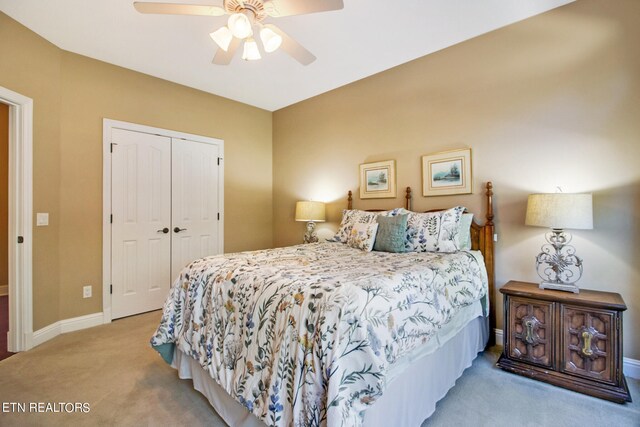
left=260, top=27, right=282, bottom=53
left=228, top=13, right=253, bottom=39
left=295, top=201, right=326, bottom=222
left=210, top=26, right=233, bottom=51
left=242, top=38, right=261, bottom=60
left=525, top=193, right=593, bottom=230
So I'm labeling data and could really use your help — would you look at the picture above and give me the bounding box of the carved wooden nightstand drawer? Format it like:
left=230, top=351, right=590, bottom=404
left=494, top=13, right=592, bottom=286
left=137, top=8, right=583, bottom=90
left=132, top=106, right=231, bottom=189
left=497, top=281, right=632, bottom=403
left=508, top=297, right=553, bottom=368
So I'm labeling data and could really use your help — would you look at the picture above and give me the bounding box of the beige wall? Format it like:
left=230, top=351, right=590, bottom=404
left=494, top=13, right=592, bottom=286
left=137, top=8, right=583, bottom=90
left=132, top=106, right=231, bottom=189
left=0, top=14, right=63, bottom=328
left=0, top=103, right=7, bottom=287
left=273, top=0, right=640, bottom=359
left=0, top=12, right=273, bottom=329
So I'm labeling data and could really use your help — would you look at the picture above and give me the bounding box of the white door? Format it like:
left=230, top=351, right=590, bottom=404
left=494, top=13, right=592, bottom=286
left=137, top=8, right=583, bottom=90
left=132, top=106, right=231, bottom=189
left=111, top=129, right=172, bottom=319
left=171, top=138, right=220, bottom=279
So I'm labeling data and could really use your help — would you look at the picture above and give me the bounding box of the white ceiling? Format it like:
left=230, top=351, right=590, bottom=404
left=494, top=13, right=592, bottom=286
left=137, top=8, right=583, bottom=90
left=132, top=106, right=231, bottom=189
left=0, top=0, right=573, bottom=111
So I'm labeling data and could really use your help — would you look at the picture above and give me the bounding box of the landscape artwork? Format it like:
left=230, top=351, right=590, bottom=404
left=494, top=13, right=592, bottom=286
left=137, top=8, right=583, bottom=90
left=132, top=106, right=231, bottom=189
left=366, top=168, right=389, bottom=192
left=422, top=148, right=472, bottom=196
left=430, top=159, right=463, bottom=187
left=359, top=160, right=396, bottom=199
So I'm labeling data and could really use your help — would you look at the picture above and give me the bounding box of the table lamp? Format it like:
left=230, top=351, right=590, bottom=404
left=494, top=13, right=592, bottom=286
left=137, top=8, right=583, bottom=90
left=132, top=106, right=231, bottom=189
left=525, top=193, right=593, bottom=293
left=295, top=201, right=326, bottom=243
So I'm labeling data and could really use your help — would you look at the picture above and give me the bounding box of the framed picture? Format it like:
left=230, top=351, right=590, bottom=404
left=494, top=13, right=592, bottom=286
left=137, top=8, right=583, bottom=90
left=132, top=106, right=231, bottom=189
left=422, top=148, right=472, bottom=196
left=359, top=160, right=396, bottom=199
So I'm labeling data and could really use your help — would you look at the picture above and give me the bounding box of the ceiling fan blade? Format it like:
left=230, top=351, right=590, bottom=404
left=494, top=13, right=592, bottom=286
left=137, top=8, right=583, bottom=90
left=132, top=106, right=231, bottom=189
left=264, top=0, right=343, bottom=17
left=265, top=24, right=316, bottom=65
left=134, top=2, right=225, bottom=17
left=212, top=38, right=241, bottom=65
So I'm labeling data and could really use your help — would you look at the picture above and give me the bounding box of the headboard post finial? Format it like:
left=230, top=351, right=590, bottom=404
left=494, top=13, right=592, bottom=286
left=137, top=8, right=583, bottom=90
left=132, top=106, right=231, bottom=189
left=486, top=182, right=494, bottom=226
left=347, top=190, right=353, bottom=210
left=405, top=187, right=412, bottom=211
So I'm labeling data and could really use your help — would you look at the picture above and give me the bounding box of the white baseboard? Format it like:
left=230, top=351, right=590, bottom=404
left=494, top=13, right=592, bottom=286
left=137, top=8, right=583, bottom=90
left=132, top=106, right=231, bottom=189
left=623, top=357, right=640, bottom=380
left=0, top=285, right=7, bottom=296
left=493, top=329, right=639, bottom=380
left=494, top=328, right=504, bottom=346
left=31, top=321, right=61, bottom=348
left=31, top=312, right=104, bottom=348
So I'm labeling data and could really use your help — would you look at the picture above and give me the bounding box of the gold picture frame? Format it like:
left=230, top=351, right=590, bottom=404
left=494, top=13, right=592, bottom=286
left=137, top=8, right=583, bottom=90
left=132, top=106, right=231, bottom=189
left=422, top=148, right=472, bottom=196
left=359, top=160, right=397, bottom=199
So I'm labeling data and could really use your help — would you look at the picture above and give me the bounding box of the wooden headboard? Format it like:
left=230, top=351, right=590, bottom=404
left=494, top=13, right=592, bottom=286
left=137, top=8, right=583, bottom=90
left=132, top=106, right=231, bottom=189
left=347, top=182, right=496, bottom=342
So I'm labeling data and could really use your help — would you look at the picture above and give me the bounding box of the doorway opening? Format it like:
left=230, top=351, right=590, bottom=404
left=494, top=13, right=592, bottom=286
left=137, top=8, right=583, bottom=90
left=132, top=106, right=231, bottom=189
left=0, top=101, right=10, bottom=360
left=0, top=86, right=34, bottom=353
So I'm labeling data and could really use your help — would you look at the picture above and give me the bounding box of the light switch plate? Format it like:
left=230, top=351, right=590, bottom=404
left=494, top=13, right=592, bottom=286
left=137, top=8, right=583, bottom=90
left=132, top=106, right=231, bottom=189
left=36, top=213, right=49, bottom=226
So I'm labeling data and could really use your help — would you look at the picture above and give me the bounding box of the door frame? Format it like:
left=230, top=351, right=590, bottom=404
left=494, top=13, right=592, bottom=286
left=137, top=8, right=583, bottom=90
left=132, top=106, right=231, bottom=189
left=102, top=119, right=224, bottom=323
left=0, top=86, right=34, bottom=352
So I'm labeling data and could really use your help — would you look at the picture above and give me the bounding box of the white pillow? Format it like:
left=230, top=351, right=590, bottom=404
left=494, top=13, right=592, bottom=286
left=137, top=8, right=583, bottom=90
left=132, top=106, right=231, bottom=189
left=405, top=206, right=465, bottom=253
left=347, top=223, right=379, bottom=252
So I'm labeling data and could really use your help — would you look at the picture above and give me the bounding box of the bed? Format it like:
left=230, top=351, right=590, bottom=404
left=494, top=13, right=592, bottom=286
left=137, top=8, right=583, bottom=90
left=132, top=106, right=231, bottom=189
left=151, top=182, right=496, bottom=427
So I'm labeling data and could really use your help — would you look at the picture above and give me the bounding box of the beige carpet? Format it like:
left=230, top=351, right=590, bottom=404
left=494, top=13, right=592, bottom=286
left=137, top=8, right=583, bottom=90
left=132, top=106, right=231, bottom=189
left=0, top=311, right=637, bottom=426
left=0, top=311, right=225, bottom=426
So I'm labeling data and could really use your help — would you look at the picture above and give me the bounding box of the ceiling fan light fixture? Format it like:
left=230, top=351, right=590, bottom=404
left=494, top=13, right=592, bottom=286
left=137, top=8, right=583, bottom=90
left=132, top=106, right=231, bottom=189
left=242, top=38, right=261, bottom=61
left=228, top=12, right=253, bottom=39
left=260, top=27, right=282, bottom=53
left=210, top=26, right=233, bottom=51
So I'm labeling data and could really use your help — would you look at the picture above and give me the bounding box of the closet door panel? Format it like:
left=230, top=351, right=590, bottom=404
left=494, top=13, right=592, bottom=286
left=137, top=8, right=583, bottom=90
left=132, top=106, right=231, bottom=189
left=111, top=129, right=172, bottom=319
left=171, top=138, right=220, bottom=279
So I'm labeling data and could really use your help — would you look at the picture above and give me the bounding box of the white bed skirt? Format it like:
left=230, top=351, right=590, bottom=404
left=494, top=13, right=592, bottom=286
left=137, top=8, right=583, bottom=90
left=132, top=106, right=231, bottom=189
left=173, top=315, right=488, bottom=426
left=364, top=315, right=488, bottom=426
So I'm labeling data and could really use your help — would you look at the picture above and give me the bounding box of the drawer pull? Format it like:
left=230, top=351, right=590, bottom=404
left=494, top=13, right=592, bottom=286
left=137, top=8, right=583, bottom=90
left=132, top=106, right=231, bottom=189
left=524, top=319, right=535, bottom=344
left=582, top=331, right=594, bottom=356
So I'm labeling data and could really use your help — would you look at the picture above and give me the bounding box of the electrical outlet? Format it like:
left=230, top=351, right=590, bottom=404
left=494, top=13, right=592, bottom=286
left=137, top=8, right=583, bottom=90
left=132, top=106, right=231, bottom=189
left=83, top=285, right=92, bottom=299
left=493, top=233, right=498, bottom=242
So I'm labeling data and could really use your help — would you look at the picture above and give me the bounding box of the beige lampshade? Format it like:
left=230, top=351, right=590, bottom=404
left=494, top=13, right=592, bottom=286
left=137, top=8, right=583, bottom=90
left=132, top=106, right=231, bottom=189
left=525, top=193, right=593, bottom=230
left=295, top=201, right=326, bottom=222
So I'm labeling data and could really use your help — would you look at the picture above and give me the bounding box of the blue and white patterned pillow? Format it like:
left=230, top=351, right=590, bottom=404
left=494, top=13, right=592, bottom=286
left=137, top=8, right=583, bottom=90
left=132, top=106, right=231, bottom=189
left=332, top=208, right=407, bottom=243
left=405, top=206, right=465, bottom=253
left=347, top=223, right=379, bottom=252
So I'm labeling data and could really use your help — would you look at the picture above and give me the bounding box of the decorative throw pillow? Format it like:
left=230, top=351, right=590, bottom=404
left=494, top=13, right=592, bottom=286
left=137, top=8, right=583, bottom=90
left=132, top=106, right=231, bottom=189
left=405, top=206, right=465, bottom=253
left=332, top=208, right=407, bottom=243
left=458, top=213, right=474, bottom=251
left=347, top=223, right=379, bottom=252
left=373, top=214, right=408, bottom=253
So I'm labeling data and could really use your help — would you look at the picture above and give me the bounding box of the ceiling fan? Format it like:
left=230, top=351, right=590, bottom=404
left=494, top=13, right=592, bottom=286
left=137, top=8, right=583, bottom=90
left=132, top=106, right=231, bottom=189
left=134, top=0, right=344, bottom=65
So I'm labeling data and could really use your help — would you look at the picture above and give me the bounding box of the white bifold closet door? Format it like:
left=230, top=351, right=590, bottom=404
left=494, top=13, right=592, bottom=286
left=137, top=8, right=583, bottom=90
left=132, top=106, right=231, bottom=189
left=111, top=129, right=220, bottom=319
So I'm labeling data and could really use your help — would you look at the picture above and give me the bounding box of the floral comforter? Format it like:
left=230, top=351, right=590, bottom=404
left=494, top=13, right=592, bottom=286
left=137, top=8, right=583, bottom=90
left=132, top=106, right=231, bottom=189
left=151, top=242, right=488, bottom=427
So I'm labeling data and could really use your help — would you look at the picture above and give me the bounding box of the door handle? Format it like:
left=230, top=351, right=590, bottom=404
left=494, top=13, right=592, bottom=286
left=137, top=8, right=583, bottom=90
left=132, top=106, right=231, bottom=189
left=157, top=227, right=169, bottom=234
left=174, top=227, right=187, bottom=233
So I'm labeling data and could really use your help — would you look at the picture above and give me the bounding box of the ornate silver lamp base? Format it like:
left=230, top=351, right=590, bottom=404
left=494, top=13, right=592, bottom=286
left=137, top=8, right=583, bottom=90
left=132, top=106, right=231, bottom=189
left=539, top=281, right=579, bottom=294
left=303, top=222, right=318, bottom=244
left=535, top=228, right=583, bottom=294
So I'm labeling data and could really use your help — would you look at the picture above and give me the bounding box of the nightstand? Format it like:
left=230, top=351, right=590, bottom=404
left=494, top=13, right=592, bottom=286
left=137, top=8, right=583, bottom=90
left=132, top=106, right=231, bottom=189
left=497, top=280, right=632, bottom=403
